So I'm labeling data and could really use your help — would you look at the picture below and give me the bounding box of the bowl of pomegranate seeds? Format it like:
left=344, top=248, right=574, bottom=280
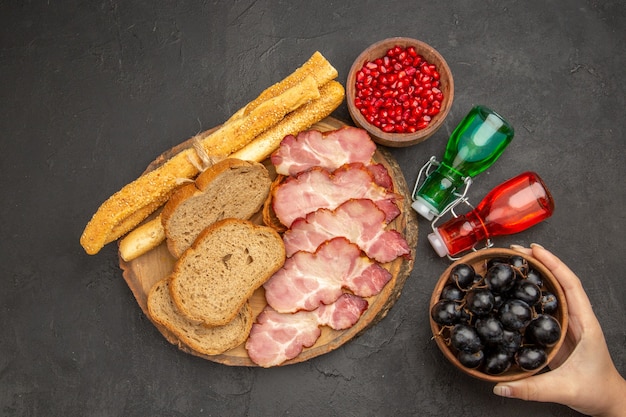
left=347, top=37, right=454, bottom=147
left=429, top=248, right=568, bottom=382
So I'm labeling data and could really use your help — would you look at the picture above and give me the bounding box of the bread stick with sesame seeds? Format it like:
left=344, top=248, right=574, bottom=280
left=80, top=75, right=321, bottom=255
left=226, top=51, right=338, bottom=124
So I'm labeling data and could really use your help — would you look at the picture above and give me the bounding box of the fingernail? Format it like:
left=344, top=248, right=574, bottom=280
left=530, top=242, right=544, bottom=249
left=509, top=244, right=524, bottom=251
left=493, top=385, right=512, bottom=397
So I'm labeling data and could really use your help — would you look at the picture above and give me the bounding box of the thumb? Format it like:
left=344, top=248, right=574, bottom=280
left=493, top=372, right=570, bottom=404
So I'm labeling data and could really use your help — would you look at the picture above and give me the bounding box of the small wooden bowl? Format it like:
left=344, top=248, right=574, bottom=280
left=429, top=248, right=568, bottom=382
left=347, top=37, right=454, bottom=147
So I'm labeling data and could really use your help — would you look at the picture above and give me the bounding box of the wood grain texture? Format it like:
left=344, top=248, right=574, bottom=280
left=119, top=117, right=418, bottom=366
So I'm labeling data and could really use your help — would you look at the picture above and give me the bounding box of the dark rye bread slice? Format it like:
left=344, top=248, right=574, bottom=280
left=169, top=219, right=286, bottom=326
left=147, top=278, right=253, bottom=355
left=161, top=158, right=271, bottom=258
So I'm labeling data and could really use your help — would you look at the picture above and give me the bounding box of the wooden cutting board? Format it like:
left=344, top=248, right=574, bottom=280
left=119, top=117, right=419, bottom=366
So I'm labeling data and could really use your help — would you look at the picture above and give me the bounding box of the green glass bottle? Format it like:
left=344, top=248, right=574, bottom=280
left=412, top=105, right=515, bottom=220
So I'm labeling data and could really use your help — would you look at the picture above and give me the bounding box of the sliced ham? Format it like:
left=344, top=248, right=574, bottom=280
left=245, top=294, right=368, bottom=367
left=264, top=237, right=392, bottom=313
left=272, top=163, right=401, bottom=228
left=366, top=162, right=394, bottom=191
left=271, top=127, right=376, bottom=176
left=282, top=199, right=411, bottom=263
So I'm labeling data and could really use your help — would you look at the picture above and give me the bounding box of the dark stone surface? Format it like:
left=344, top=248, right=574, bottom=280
left=1, top=1, right=624, bottom=416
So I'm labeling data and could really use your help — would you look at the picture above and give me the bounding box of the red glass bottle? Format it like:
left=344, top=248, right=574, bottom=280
left=428, top=171, right=555, bottom=257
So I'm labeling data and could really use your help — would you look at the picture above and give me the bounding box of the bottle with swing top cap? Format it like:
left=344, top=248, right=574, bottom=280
left=428, top=171, right=555, bottom=257
left=412, top=105, right=515, bottom=220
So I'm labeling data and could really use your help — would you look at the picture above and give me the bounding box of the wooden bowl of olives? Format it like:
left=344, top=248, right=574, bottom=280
left=429, top=248, right=568, bottom=382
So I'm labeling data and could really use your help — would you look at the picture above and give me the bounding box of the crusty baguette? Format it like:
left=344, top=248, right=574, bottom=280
left=161, top=158, right=271, bottom=258
left=231, top=80, right=345, bottom=162
left=80, top=74, right=320, bottom=255
left=147, top=278, right=253, bottom=355
left=169, top=219, right=285, bottom=326
left=227, top=51, right=338, bottom=123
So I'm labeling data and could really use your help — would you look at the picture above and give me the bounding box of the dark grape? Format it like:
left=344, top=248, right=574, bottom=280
left=465, top=288, right=495, bottom=317
left=498, top=299, right=533, bottom=331
left=458, top=350, right=484, bottom=369
left=483, top=348, right=512, bottom=375
left=516, top=346, right=547, bottom=371
left=509, top=255, right=529, bottom=276
left=431, top=299, right=461, bottom=326
left=486, top=257, right=509, bottom=270
left=449, top=263, right=475, bottom=290
left=475, top=316, right=504, bottom=344
left=450, top=324, right=483, bottom=353
left=511, top=280, right=542, bottom=306
left=485, top=263, right=516, bottom=293
left=525, top=269, right=544, bottom=287
left=441, top=284, right=464, bottom=302
left=536, top=291, right=559, bottom=315
left=526, top=314, right=562, bottom=347
left=500, top=329, right=523, bottom=355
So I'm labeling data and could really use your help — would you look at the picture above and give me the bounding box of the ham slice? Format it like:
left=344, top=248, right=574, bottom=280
left=272, top=163, right=401, bottom=228
left=283, top=199, right=411, bottom=263
left=366, top=163, right=394, bottom=191
left=271, top=127, right=376, bottom=176
left=245, top=294, right=368, bottom=367
left=264, top=237, right=392, bottom=313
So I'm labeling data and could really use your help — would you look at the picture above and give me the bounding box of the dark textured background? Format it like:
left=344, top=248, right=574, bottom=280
left=1, top=1, right=625, bottom=416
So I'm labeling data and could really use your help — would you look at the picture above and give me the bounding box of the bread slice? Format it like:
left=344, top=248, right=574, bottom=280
left=161, top=158, right=271, bottom=258
left=169, top=219, right=285, bottom=326
left=147, top=278, right=253, bottom=355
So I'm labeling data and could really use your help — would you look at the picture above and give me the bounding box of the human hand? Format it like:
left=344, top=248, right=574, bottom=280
left=492, top=243, right=626, bottom=417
